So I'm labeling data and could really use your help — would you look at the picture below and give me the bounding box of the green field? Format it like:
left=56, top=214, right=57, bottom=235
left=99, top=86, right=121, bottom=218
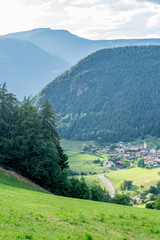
left=65, top=150, right=108, bottom=174
left=61, top=139, right=94, bottom=151
left=1, top=182, right=160, bottom=239
left=106, top=166, right=160, bottom=191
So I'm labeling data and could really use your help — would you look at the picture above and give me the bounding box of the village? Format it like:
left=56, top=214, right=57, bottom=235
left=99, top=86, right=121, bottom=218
left=85, top=140, right=160, bottom=168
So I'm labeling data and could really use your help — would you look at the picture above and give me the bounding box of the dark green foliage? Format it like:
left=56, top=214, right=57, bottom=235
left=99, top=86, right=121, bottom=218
left=149, top=186, right=158, bottom=194
left=67, top=177, right=91, bottom=200
left=148, top=193, right=155, bottom=201
left=0, top=84, right=68, bottom=193
left=145, top=201, right=155, bottom=209
left=156, top=181, right=160, bottom=193
left=108, top=155, right=122, bottom=163
left=122, top=160, right=130, bottom=168
left=120, top=180, right=133, bottom=191
left=154, top=194, right=160, bottom=210
left=113, top=194, right=131, bottom=205
left=33, top=46, right=160, bottom=142
left=63, top=177, right=111, bottom=202
left=90, top=184, right=111, bottom=202
left=137, top=158, right=145, bottom=168
left=92, top=159, right=100, bottom=164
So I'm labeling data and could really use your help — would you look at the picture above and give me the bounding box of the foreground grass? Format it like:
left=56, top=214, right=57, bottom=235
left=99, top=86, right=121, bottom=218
left=106, top=166, right=160, bottom=191
left=0, top=183, right=160, bottom=240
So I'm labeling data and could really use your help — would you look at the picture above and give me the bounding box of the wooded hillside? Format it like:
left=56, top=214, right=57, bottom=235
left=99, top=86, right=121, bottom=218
left=33, top=46, right=160, bottom=142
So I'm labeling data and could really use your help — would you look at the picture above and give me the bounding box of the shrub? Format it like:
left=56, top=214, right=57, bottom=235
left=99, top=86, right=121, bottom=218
left=145, top=201, right=155, bottom=209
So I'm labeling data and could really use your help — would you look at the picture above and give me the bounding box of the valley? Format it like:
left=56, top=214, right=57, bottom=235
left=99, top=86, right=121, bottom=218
left=1, top=27, right=160, bottom=239
left=62, top=139, right=160, bottom=207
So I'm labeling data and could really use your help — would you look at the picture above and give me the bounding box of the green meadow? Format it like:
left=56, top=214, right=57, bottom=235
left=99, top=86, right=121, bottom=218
left=65, top=150, right=107, bottom=174
left=61, top=139, right=94, bottom=151
left=106, top=166, right=160, bottom=191
left=1, top=179, right=160, bottom=239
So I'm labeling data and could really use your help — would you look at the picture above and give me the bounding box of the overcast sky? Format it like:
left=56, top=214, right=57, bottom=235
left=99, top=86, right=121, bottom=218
left=0, top=0, right=160, bottom=39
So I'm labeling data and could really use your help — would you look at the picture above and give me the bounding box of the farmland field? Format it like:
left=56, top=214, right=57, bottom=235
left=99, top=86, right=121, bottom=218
left=106, top=166, right=160, bottom=191
left=61, top=139, right=94, bottom=151
left=65, top=150, right=108, bottom=174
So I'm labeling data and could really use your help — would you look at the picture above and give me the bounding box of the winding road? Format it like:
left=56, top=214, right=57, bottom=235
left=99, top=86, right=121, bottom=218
left=98, top=165, right=135, bottom=198
left=98, top=174, right=115, bottom=198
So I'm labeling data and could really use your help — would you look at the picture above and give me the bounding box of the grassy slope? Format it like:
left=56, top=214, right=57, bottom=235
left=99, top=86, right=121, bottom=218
left=1, top=183, right=160, bottom=240
left=0, top=158, right=160, bottom=239
left=106, top=166, right=160, bottom=190
left=0, top=167, right=47, bottom=193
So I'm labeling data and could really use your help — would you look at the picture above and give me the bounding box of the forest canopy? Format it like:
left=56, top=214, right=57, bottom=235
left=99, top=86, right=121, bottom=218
left=0, top=83, right=68, bottom=193
left=33, top=46, right=160, bottom=142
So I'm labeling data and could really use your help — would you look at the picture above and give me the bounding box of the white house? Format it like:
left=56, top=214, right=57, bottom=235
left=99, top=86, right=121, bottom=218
left=104, top=161, right=114, bottom=168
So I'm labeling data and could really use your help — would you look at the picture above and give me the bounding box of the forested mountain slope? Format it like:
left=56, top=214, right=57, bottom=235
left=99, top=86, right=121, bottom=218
left=0, top=38, right=69, bottom=99
left=33, top=46, right=160, bottom=142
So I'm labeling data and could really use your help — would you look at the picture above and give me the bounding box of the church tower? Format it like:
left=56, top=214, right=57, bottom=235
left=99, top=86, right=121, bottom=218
left=144, top=139, right=147, bottom=149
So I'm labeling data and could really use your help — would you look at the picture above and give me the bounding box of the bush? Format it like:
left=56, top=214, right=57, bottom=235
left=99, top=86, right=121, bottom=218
left=154, top=193, right=160, bottom=210
left=137, top=158, right=145, bottom=168
left=145, top=201, right=155, bottom=209
left=90, top=184, right=111, bottom=202
left=149, top=186, right=158, bottom=194
left=112, top=194, right=131, bottom=205
left=120, top=180, right=133, bottom=191
left=148, top=193, right=155, bottom=201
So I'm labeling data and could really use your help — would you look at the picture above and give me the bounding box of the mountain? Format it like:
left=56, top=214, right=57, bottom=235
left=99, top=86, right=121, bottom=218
left=33, top=45, right=160, bottom=142
left=5, top=28, right=160, bottom=66
left=2, top=28, right=160, bottom=99
left=0, top=38, right=69, bottom=99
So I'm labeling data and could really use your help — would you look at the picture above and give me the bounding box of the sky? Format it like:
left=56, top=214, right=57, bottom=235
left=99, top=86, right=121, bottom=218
left=1, top=0, right=160, bottom=40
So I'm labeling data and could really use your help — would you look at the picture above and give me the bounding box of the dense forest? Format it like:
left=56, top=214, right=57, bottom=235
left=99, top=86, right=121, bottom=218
left=33, top=46, right=160, bottom=142
left=0, top=83, right=69, bottom=193
left=0, top=84, right=113, bottom=202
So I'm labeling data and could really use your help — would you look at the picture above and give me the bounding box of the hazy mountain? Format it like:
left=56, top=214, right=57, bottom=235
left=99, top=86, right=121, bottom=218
left=2, top=28, right=160, bottom=100
left=33, top=46, right=160, bottom=142
left=0, top=38, right=69, bottom=99
left=5, top=28, right=160, bottom=66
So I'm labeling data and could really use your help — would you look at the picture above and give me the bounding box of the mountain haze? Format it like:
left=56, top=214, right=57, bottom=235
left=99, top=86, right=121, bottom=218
left=5, top=28, right=160, bottom=65
left=2, top=28, right=160, bottom=99
left=0, top=37, right=69, bottom=99
left=33, top=46, right=160, bottom=142
left=4, top=28, right=93, bottom=65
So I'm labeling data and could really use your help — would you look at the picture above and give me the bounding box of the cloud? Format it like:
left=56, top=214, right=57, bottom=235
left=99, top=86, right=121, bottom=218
left=0, top=0, right=160, bottom=39
left=136, top=0, right=160, bottom=4
left=147, top=14, right=160, bottom=27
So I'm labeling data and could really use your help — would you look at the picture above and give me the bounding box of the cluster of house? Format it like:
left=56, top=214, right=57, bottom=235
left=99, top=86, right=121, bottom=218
left=103, top=140, right=160, bottom=168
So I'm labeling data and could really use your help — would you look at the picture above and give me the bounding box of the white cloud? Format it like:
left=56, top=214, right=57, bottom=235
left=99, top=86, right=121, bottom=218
left=147, top=14, right=160, bottom=28
left=0, top=0, right=160, bottom=39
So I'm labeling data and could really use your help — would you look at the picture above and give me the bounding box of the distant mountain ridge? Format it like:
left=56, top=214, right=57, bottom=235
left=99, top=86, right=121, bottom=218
left=2, top=28, right=160, bottom=99
left=33, top=45, right=160, bottom=142
left=0, top=37, right=69, bottom=99
left=4, top=28, right=160, bottom=65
